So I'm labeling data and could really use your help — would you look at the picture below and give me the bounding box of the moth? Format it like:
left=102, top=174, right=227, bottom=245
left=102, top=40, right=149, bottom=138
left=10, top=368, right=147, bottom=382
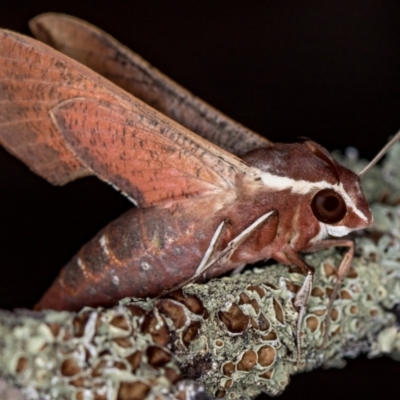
left=0, top=14, right=393, bottom=342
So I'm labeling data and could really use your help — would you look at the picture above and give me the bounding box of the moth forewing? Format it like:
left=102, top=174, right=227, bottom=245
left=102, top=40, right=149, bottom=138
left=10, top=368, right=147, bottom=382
left=0, top=29, right=253, bottom=206
left=29, top=12, right=272, bottom=156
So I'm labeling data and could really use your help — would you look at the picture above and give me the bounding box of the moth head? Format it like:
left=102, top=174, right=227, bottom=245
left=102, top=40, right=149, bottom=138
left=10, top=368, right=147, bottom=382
left=303, top=140, right=373, bottom=236
left=243, top=140, right=373, bottom=237
left=310, top=169, right=372, bottom=237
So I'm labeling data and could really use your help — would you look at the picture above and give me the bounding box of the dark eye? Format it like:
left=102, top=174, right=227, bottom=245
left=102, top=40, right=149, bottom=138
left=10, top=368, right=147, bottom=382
left=311, top=189, right=347, bottom=224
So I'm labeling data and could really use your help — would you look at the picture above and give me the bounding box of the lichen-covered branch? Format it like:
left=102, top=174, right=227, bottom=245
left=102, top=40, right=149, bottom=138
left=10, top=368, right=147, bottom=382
left=2, top=145, right=400, bottom=400
left=0, top=242, right=399, bottom=400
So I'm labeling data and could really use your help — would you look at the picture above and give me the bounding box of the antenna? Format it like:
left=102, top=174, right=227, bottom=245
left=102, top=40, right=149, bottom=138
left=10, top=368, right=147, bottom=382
left=358, top=130, right=400, bottom=177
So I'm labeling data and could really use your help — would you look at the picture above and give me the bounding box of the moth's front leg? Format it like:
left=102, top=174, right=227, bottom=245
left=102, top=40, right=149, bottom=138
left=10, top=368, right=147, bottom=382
left=281, top=247, right=315, bottom=365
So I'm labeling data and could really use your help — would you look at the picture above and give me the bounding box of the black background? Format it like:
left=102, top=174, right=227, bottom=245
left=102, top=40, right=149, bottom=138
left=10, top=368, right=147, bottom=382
left=1, top=1, right=400, bottom=399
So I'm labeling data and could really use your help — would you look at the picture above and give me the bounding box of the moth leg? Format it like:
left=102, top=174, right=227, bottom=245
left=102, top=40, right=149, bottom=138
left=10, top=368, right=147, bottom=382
left=231, top=264, right=246, bottom=275
left=199, top=209, right=277, bottom=277
left=194, top=219, right=230, bottom=278
left=283, top=248, right=315, bottom=366
left=307, top=239, right=354, bottom=348
left=159, top=210, right=276, bottom=297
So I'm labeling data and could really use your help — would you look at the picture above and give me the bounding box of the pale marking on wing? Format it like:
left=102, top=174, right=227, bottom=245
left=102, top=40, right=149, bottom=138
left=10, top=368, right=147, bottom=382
left=260, top=171, right=368, bottom=223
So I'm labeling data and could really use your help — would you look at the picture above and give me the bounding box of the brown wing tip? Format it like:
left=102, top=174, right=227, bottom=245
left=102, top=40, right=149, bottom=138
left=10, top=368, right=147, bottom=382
left=29, top=13, right=97, bottom=41
left=29, top=14, right=58, bottom=47
left=29, top=12, right=77, bottom=29
left=29, top=13, right=81, bottom=47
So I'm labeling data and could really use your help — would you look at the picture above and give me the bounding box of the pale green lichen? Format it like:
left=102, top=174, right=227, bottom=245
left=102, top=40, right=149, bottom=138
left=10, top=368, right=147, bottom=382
left=173, top=249, right=395, bottom=398
left=0, top=306, right=197, bottom=399
left=2, top=144, right=400, bottom=399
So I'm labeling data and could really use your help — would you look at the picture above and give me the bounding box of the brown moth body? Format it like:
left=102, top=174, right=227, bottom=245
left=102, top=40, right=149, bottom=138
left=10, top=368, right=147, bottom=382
left=38, top=140, right=371, bottom=311
left=0, top=14, right=374, bottom=313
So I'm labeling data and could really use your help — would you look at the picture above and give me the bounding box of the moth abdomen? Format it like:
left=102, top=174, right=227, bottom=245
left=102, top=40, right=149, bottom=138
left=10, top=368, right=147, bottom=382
left=35, top=206, right=215, bottom=311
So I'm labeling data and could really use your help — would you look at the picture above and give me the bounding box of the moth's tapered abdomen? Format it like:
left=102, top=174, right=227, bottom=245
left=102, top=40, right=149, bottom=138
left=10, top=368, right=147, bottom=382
left=36, top=206, right=212, bottom=311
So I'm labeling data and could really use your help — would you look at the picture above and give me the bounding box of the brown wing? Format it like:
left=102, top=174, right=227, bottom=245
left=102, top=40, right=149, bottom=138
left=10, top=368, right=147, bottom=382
left=0, top=29, right=254, bottom=207
left=29, top=13, right=272, bottom=156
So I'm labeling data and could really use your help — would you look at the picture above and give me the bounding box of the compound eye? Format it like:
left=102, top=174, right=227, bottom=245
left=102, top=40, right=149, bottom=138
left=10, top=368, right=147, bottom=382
left=311, top=189, right=347, bottom=224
